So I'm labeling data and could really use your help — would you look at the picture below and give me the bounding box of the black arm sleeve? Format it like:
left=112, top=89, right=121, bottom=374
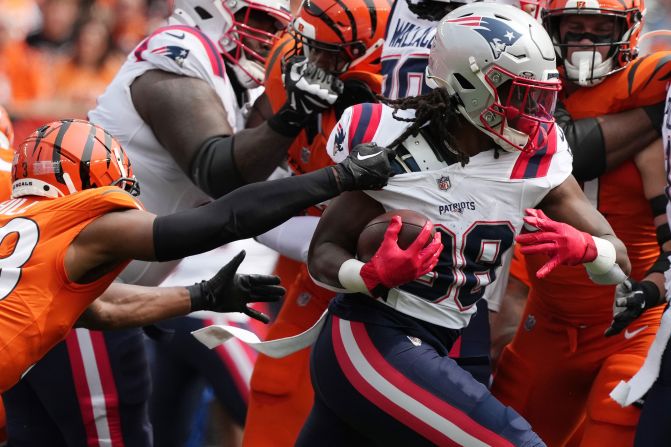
left=153, top=168, right=339, bottom=261
left=189, top=135, right=246, bottom=199
left=554, top=102, right=606, bottom=181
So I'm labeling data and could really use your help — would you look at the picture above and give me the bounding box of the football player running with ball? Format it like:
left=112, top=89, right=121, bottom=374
left=303, top=4, right=630, bottom=445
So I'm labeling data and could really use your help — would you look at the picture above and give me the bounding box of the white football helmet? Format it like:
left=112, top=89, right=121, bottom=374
left=426, top=3, right=561, bottom=153
left=169, top=0, right=291, bottom=88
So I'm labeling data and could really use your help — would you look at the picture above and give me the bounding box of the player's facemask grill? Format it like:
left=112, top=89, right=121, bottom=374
left=284, top=22, right=365, bottom=75
left=111, top=177, right=141, bottom=197
left=481, top=66, right=561, bottom=153
left=543, top=8, right=642, bottom=85
left=221, top=5, right=291, bottom=86
left=225, top=7, right=289, bottom=71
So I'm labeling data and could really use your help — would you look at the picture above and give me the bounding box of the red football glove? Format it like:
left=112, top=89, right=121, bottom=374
left=515, top=208, right=597, bottom=279
left=360, top=216, right=443, bottom=295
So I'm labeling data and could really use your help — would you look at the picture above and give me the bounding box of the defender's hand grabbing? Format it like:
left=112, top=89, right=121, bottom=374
left=334, top=142, right=396, bottom=191
left=268, top=56, right=344, bottom=137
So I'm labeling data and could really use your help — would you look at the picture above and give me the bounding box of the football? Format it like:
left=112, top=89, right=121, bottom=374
left=357, top=209, right=435, bottom=262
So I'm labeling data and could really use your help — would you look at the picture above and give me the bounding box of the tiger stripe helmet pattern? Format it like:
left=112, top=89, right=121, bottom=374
left=287, top=0, right=392, bottom=74
left=12, top=120, right=139, bottom=199
left=543, top=0, right=644, bottom=85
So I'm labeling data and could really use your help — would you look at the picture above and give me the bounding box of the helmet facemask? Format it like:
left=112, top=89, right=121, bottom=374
left=544, top=6, right=642, bottom=86
left=222, top=4, right=289, bottom=88
left=169, top=0, right=290, bottom=88
left=284, top=19, right=367, bottom=75
left=479, top=66, right=560, bottom=153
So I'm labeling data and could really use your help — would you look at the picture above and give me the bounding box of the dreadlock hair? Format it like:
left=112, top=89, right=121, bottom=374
left=378, top=88, right=471, bottom=165
left=405, top=0, right=458, bottom=21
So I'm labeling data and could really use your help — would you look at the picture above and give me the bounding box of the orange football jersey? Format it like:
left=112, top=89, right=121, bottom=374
left=524, top=51, right=671, bottom=323
left=0, top=186, right=141, bottom=391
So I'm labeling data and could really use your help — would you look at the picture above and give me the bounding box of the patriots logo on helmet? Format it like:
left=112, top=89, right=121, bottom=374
left=448, top=16, right=521, bottom=59
left=151, top=46, right=190, bottom=67
left=332, top=123, right=346, bottom=156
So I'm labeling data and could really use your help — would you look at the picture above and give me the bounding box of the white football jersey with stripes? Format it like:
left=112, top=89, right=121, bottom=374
left=328, top=102, right=572, bottom=328
left=89, top=25, right=242, bottom=286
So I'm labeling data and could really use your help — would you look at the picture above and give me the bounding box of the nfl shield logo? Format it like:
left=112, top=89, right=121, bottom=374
left=437, top=176, right=451, bottom=191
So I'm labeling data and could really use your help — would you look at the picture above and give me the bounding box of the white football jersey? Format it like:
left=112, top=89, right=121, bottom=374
left=89, top=25, right=242, bottom=286
left=381, top=0, right=436, bottom=99
left=328, top=103, right=572, bottom=328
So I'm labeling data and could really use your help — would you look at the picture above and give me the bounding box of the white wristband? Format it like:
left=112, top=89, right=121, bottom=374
left=337, top=259, right=371, bottom=295
left=587, top=264, right=628, bottom=285
left=584, top=236, right=616, bottom=275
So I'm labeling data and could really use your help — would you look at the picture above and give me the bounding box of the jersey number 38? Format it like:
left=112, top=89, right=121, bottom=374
left=400, top=221, right=515, bottom=309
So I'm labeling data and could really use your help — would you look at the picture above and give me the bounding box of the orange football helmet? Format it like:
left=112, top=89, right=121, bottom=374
left=0, top=106, right=14, bottom=153
left=543, top=0, right=644, bottom=85
left=12, top=120, right=139, bottom=199
left=286, top=0, right=392, bottom=74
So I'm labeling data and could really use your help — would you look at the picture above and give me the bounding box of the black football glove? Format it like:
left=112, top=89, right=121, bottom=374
left=267, top=56, right=344, bottom=137
left=188, top=251, right=285, bottom=324
left=605, top=279, right=662, bottom=337
left=333, top=142, right=395, bottom=191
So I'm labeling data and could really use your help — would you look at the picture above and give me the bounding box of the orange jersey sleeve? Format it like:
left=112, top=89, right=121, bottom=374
left=0, top=186, right=141, bottom=391
left=524, top=53, right=670, bottom=322
left=563, top=50, right=671, bottom=119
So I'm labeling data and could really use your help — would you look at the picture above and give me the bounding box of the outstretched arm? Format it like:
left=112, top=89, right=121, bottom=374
left=76, top=251, right=284, bottom=329
left=68, top=144, right=394, bottom=283
left=77, top=283, right=191, bottom=330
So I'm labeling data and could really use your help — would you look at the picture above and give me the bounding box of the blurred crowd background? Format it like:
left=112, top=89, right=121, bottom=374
left=0, top=0, right=666, bottom=144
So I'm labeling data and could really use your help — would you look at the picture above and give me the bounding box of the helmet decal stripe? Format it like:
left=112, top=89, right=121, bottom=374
left=79, top=124, right=97, bottom=190
left=335, top=0, right=358, bottom=41
left=266, top=37, right=292, bottom=76
left=52, top=120, right=72, bottom=185
left=641, top=54, right=671, bottom=91
left=307, top=2, right=347, bottom=43
left=362, top=0, right=378, bottom=38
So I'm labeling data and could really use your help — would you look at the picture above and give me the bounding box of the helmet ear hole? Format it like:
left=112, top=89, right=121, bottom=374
left=194, top=6, right=213, bottom=19
left=454, top=73, right=476, bottom=90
